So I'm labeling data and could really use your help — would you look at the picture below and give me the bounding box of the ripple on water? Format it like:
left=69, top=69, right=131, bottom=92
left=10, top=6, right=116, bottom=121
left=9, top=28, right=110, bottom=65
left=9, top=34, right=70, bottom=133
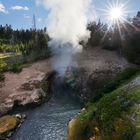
left=12, top=98, right=80, bottom=140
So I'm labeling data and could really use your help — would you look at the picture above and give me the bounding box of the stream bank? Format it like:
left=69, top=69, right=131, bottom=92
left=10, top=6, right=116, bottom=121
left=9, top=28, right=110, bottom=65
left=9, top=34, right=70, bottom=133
left=67, top=71, right=140, bottom=140
left=12, top=96, right=80, bottom=140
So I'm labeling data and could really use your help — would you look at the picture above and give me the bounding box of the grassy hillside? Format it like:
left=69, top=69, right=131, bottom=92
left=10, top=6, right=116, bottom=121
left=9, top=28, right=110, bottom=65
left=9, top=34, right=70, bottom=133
left=68, top=68, right=140, bottom=140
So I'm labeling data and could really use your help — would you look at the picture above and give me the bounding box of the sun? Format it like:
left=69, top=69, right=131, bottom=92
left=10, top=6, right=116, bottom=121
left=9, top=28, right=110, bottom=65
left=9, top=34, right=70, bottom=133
left=99, top=1, right=136, bottom=41
left=109, top=7, right=123, bottom=21
left=102, top=1, right=128, bottom=24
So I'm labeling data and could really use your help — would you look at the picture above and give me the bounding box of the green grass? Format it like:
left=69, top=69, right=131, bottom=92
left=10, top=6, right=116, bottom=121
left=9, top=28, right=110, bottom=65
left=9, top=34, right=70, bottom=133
left=68, top=72, right=140, bottom=140
left=70, top=86, right=140, bottom=140
left=0, top=60, right=22, bottom=73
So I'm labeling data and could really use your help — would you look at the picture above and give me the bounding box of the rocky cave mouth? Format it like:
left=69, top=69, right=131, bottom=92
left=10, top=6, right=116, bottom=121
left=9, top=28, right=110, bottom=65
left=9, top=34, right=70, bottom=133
left=51, top=72, right=77, bottom=100
left=50, top=67, right=91, bottom=104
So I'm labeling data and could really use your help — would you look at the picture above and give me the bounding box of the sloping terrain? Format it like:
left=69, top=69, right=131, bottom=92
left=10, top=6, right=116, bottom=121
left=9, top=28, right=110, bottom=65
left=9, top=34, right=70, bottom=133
left=68, top=74, right=140, bottom=140
left=75, top=47, right=129, bottom=74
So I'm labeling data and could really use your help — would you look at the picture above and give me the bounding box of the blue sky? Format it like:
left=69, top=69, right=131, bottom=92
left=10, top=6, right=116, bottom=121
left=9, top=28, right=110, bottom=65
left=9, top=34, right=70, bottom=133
left=0, top=0, right=140, bottom=29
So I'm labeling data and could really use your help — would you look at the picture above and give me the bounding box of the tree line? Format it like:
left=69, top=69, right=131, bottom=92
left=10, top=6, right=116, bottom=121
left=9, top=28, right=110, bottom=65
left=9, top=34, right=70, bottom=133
left=0, top=25, right=50, bottom=73
left=0, top=25, right=49, bottom=56
left=87, top=11, right=140, bottom=65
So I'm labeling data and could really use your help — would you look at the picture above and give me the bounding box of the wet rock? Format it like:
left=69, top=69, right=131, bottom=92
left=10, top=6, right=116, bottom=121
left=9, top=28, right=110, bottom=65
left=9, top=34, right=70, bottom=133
left=0, top=114, right=26, bottom=139
left=15, top=114, right=22, bottom=119
left=0, top=115, right=20, bottom=139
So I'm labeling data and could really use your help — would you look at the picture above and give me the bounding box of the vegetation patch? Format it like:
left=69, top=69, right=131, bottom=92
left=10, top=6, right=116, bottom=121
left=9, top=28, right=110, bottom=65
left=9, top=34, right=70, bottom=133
left=0, top=25, right=51, bottom=74
left=68, top=73, right=140, bottom=140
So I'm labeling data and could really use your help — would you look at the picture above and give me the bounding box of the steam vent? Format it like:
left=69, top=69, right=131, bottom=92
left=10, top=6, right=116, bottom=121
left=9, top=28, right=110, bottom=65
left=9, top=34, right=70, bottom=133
left=0, top=0, right=140, bottom=140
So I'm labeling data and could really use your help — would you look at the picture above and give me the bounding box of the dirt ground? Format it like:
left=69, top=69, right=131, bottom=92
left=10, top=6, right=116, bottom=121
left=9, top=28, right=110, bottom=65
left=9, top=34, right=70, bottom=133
left=75, top=47, right=130, bottom=74
left=0, top=59, right=52, bottom=115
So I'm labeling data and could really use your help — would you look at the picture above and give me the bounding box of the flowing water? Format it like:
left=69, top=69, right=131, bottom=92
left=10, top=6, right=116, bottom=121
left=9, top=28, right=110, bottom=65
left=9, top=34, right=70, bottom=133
left=12, top=96, right=80, bottom=140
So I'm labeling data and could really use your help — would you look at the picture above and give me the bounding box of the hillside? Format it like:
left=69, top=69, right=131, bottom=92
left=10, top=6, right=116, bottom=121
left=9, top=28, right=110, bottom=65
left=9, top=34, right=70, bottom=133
left=68, top=71, right=140, bottom=140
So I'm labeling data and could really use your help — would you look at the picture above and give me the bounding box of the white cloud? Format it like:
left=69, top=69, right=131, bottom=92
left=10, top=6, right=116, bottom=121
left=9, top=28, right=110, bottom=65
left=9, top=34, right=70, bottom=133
left=24, top=14, right=31, bottom=19
left=11, top=5, right=29, bottom=11
left=0, top=2, right=7, bottom=13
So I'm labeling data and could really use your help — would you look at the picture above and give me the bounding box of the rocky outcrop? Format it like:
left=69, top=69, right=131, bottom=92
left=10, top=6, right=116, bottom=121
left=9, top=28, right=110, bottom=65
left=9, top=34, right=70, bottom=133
left=0, top=72, right=54, bottom=116
left=64, top=67, right=124, bottom=103
left=0, top=114, right=25, bottom=140
left=0, top=59, right=53, bottom=116
left=63, top=47, right=131, bottom=103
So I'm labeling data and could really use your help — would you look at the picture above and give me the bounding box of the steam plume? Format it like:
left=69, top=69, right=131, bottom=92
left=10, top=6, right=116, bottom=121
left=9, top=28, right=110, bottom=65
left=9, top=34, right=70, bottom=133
left=37, top=0, right=93, bottom=75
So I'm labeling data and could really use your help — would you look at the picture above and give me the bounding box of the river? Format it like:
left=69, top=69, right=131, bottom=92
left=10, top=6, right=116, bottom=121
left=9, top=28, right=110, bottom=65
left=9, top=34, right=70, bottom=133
left=12, top=95, right=80, bottom=140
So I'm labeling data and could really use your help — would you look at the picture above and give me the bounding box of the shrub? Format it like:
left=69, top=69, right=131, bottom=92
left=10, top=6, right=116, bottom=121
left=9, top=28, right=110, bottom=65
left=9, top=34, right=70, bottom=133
left=8, top=62, right=22, bottom=73
left=0, top=60, right=22, bottom=73
left=87, top=21, right=106, bottom=47
left=0, top=60, right=7, bottom=72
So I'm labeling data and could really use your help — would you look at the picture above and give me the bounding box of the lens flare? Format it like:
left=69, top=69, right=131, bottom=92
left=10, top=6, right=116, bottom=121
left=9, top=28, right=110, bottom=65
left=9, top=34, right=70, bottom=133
left=96, top=1, right=139, bottom=41
left=96, top=1, right=129, bottom=25
left=109, top=7, right=123, bottom=21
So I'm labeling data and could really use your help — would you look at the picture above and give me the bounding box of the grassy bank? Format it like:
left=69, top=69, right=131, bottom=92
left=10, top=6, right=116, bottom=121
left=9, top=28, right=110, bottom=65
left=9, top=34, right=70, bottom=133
left=68, top=68, right=140, bottom=140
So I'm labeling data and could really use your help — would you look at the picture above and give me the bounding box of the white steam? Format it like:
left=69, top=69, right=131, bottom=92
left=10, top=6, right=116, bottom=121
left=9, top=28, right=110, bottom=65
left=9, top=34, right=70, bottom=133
left=37, top=0, right=93, bottom=75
